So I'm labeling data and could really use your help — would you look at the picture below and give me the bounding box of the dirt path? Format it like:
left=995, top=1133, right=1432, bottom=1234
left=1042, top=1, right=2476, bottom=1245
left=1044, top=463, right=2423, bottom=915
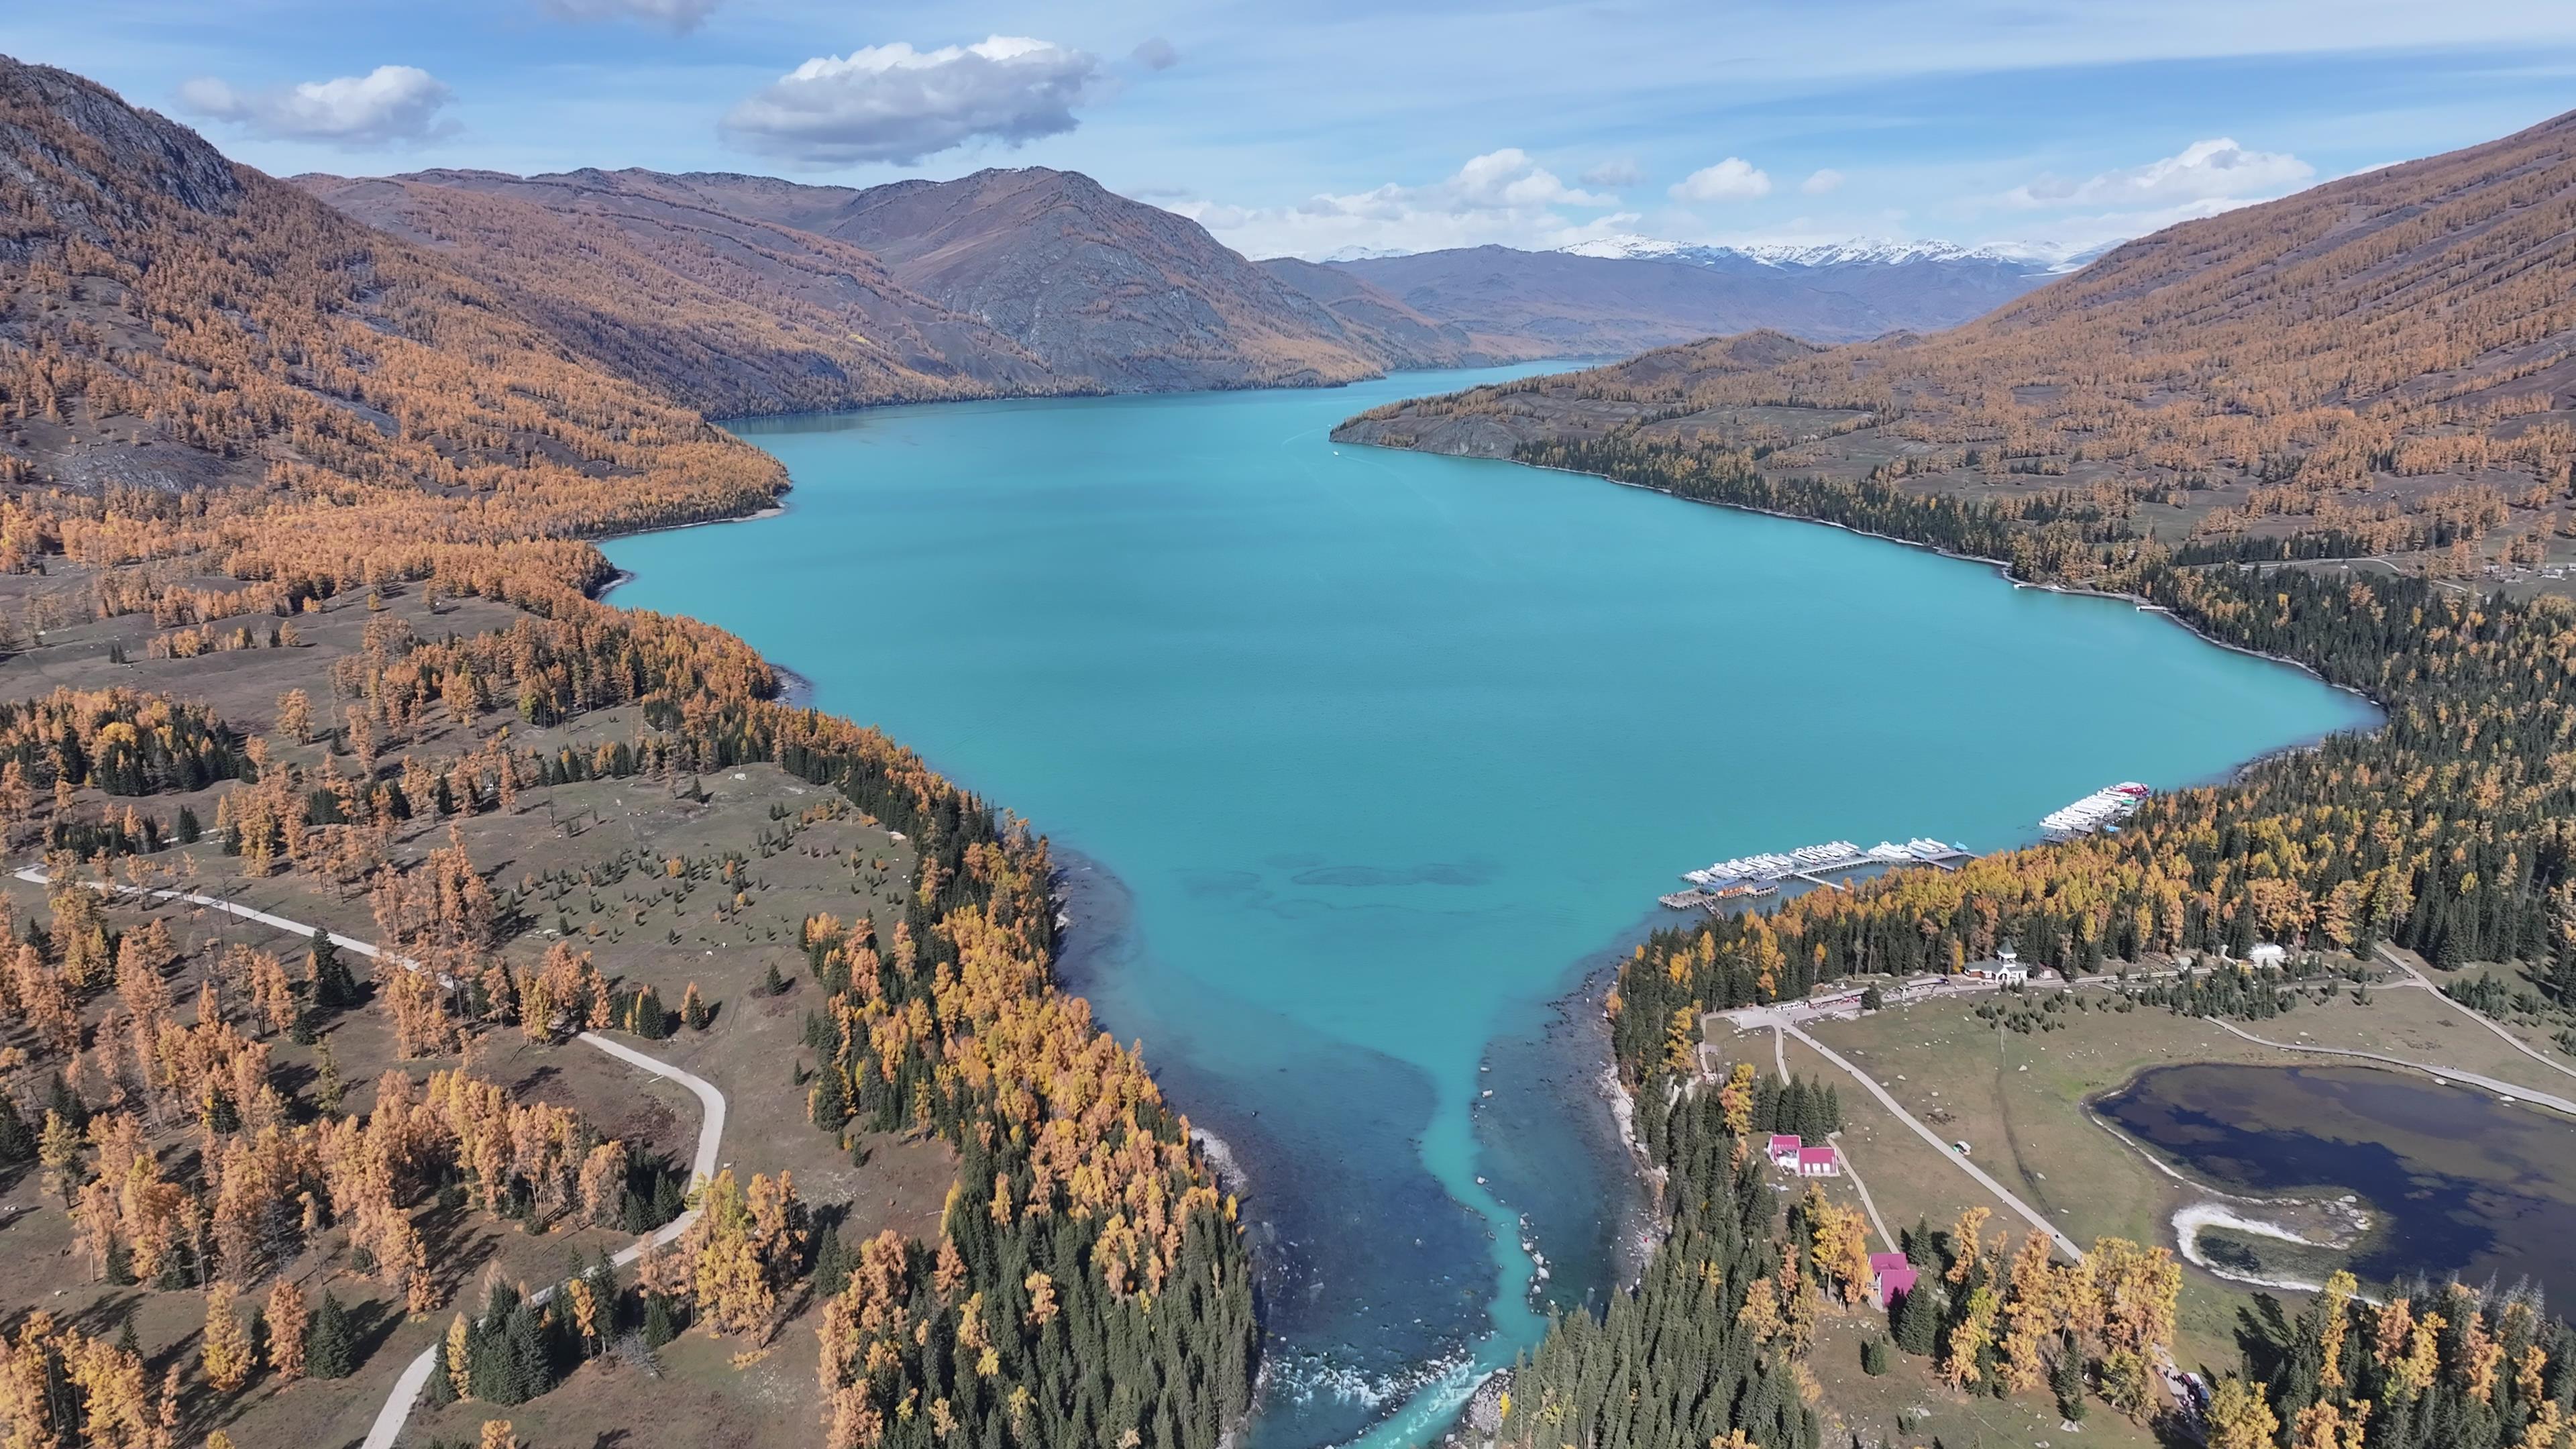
left=1742, top=1010, right=2084, bottom=1258
left=1774, top=1026, right=1895, bottom=1252
left=10, top=867, right=733, bottom=1449
left=2374, top=942, right=2576, bottom=1087
left=2204, top=1018, right=2576, bottom=1118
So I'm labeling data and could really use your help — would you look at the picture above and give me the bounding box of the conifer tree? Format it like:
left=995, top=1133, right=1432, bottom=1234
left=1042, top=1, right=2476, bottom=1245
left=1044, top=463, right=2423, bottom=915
left=309, top=929, right=359, bottom=1010
left=0, top=1092, right=31, bottom=1162
left=305, top=1291, right=356, bottom=1379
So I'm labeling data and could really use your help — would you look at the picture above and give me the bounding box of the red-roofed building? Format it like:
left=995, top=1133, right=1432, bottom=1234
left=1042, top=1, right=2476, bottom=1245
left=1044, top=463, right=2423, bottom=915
left=1767, top=1134, right=1802, bottom=1169
left=1870, top=1251, right=1919, bottom=1308
left=1796, top=1145, right=1839, bottom=1177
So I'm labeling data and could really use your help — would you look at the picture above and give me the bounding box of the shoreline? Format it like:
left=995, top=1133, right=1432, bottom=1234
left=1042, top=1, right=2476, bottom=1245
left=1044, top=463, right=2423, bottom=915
left=696, top=360, right=1595, bottom=435
left=1359, top=447, right=2391, bottom=757
left=592, top=503, right=790, bottom=604
left=587, top=392, right=2382, bottom=1449
left=2084, top=1074, right=2375, bottom=1297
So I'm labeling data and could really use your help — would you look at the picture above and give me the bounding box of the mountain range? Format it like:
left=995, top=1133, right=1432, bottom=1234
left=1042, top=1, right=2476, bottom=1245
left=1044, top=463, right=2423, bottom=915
left=1552, top=233, right=2092, bottom=270
left=288, top=166, right=2078, bottom=417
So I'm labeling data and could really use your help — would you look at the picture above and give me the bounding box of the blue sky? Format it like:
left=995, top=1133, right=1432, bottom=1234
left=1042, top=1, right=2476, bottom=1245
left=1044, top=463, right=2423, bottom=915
left=11, top=1, right=2576, bottom=258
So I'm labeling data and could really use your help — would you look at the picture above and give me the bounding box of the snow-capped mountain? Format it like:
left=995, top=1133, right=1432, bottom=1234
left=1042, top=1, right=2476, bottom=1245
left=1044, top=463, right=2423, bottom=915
left=1320, top=244, right=1415, bottom=263
left=1558, top=233, right=2099, bottom=273
left=1314, top=229, right=2100, bottom=358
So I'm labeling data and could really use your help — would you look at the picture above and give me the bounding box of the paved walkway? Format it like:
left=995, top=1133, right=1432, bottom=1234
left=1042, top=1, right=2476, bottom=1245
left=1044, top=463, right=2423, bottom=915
left=12, top=867, right=731, bottom=1449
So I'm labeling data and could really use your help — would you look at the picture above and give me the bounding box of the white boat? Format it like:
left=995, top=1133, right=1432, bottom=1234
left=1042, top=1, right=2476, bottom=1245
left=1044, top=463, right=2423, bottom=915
left=2041, top=784, right=2152, bottom=835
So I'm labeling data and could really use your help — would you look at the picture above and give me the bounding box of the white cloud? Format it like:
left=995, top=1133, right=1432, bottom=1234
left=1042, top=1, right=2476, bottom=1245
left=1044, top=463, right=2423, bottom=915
left=2004, top=138, right=2314, bottom=209
left=1800, top=168, right=1845, bottom=195
left=1131, top=37, right=1179, bottom=71
left=1580, top=158, right=1642, bottom=188
left=178, top=65, right=454, bottom=147
left=1177, top=148, right=1626, bottom=259
left=1448, top=148, right=1617, bottom=209
left=1670, top=158, right=1772, bottom=203
left=720, top=36, right=1100, bottom=167
left=1994, top=197, right=2275, bottom=254
left=539, top=0, right=717, bottom=32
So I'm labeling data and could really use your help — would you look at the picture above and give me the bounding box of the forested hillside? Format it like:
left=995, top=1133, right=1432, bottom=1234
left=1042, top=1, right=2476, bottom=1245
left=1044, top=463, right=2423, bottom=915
left=716, top=166, right=1391, bottom=390
left=1341, top=108, right=2576, bottom=574
left=0, top=55, right=1253, bottom=1449
left=352, top=165, right=1410, bottom=394
left=1341, top=105, right=2576, bottom=1449
left=299, top=170, right=1071, bottom=418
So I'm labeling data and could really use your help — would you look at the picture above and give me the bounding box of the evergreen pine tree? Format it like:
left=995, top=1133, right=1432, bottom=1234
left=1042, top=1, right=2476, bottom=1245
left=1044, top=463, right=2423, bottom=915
left=642, top=1294, right=676, bottom=1349
left=629, top=988, right=669, bottom=1039
left=812, top=1229, right=853, bottom=1300
left=426, top=1337, right=458, bottom=1406
left=1902, top=1216, right=1935, bottom=1269
left=0, top=1093, right=32, bottom=1162
left=306, top=1292, right=356, bottom=1379
left=310, top=929, right=360, bottom=1010
left=809, top=1068, right=848, bottom=1129
left=1893, top=1284, right=1941, bottom=1355
left=501, top=1305, right=548, bottom=1404
left=2052, top=1336, right=2088, bottom=1421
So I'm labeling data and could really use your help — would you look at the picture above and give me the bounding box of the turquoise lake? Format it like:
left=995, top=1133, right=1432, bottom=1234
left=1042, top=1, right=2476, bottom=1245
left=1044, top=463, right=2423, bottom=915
left=602, top=365, right=2379, bottom=1448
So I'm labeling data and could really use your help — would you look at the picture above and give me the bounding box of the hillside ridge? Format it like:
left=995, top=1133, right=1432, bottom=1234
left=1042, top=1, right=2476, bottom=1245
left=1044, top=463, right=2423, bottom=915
left=1337, top=104, right=2576, bottom=578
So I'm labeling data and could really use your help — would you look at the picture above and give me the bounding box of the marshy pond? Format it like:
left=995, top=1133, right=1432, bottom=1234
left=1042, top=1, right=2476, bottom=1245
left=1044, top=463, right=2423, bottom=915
left=2096, top=1063, right=2576, bottom=1295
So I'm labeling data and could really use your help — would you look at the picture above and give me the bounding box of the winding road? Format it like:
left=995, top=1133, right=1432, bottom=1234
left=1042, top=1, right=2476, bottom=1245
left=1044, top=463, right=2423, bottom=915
left=13, top=867, right=731, bottom=1449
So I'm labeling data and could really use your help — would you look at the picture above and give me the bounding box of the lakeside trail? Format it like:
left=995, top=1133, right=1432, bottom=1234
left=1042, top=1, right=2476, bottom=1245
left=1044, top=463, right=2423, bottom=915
left=11, top=866, right=731, bottom=1449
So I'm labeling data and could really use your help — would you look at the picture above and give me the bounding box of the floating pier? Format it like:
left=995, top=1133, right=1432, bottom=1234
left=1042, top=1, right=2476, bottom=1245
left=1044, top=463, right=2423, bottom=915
left=2039, top=782, right=2152, bottom=837
left=1666, top=837, right=1970, bottom=909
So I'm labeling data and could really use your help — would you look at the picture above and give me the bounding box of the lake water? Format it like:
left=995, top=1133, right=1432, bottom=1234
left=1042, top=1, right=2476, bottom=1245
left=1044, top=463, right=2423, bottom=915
left=2098, top=1063, right=2576, bottom=1296
left=603, top=365, right=2377, bottom=1448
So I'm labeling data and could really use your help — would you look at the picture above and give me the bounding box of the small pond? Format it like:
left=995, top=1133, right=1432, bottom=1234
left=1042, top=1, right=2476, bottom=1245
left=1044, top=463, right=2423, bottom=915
left=2096, top=1063, right=2576, bottom=1295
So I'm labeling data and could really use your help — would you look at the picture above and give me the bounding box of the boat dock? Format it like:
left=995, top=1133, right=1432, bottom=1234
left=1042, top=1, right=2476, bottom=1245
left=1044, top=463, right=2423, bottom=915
left=2040, top=782, right=2152, bottom=837
left=1666, top=837, right=1972, bottom=910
